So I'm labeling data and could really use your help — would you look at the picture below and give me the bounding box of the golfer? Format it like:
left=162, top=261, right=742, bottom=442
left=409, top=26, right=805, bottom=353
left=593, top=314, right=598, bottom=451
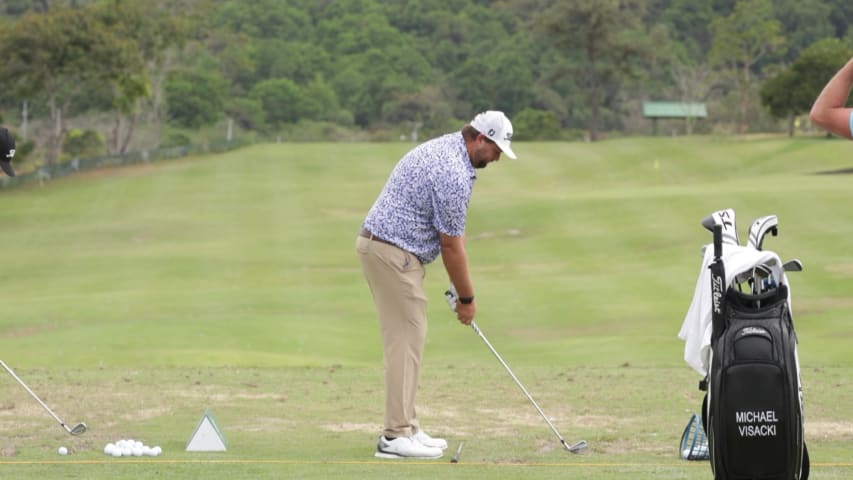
left=356, top=110, right=516, bottom=459
left=810, top=55, right=853, bottom=139
left=0, top=127, right=16, bottom=177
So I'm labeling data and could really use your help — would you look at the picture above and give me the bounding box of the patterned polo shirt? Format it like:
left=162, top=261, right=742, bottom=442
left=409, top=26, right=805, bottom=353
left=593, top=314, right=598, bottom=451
left=363, top=132, right=476, bottom=264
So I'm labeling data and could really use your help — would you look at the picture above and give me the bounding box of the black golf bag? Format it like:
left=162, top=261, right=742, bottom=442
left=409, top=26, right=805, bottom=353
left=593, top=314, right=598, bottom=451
left=700, top=225, right=808, bottom=480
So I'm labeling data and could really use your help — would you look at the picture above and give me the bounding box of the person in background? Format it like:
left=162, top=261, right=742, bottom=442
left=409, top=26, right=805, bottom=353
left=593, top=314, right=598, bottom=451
left=810, top=56, right=853, bottom=139
left=0, top=127, right=16, bottom=177
left=356, top=110, right=516, bottom=459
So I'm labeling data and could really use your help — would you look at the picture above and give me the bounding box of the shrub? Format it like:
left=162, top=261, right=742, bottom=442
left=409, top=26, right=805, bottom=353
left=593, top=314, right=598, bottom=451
left=62, top=129, right=106, bottom=160
left=512, top=108, right=561, bottom=140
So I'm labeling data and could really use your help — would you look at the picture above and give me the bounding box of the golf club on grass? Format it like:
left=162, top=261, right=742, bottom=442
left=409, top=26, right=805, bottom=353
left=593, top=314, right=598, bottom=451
left=469, top=321, right=588, bottom=453
left=450, top=441, right=464, bottom=463
left=445, top=286, right=588, bottom=453
left=0, top=360, right=87, bottom=436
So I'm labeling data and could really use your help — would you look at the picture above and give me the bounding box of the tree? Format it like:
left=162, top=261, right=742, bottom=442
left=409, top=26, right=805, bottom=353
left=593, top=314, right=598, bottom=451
left=254, top=40, right=332, bottom=86
left=534, top=0, right=654, bottom=141
left=62, top=128, right=106, bottom=159
left=450, top=34, right=535, bottom=116
left=511, top=108, right=561, bottom=140
left=214, top=0, right=310, bottom=40
left=331, top=44, right=431, bottom=127
left=0, top=6, right=135, bottom=164
left=225, top=97, right=266, bottom=131
left=381, top=84, right=455, bottom=136
left=298, top=77, right=340, bottom=122
left=660, top=0, right=717, bottom=59
left=761, top=38, right=853, bottom=136
left=249, top=78, right=302, bottom=126
left=759, top=69, right=799, bottom=136
left=772, top=0, right=833, bottom=63
left=165, top=69, right=227, bottom=128
left=96, top=1, right=188, bottom=154
left=825, top=0, right=853, bottom=38
left=671, top=61, right=715, bottom=134
left=202, top=29, right=256, bottom=96
left=709, top=0, right=786, bottom=133
left=317, top=10, right=431, bottom=126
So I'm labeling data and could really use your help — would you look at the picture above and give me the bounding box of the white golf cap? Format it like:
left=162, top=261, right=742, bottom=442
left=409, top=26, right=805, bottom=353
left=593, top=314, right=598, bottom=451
left=470, top=110, right=517, bottom=159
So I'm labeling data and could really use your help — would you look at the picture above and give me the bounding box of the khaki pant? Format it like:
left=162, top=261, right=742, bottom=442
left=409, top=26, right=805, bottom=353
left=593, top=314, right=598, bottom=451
left=356, top=235, right=427, bottom=438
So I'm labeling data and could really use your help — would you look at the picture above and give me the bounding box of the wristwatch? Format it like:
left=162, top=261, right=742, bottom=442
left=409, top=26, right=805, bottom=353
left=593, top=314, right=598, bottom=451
left=458, top=296, right=474, bottom=304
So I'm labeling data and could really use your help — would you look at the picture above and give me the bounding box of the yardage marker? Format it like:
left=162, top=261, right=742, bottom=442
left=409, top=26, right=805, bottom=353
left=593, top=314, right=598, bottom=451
left=0, top=460, right=851, bottom=467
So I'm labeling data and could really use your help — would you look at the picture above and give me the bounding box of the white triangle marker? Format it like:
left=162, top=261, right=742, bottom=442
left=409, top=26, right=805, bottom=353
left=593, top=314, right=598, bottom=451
left=186, top=409, right=227, bottom=452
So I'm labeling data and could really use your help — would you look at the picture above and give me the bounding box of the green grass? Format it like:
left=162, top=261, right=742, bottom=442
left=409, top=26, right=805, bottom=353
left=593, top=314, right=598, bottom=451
left=0, top=135, right=851, bottom=479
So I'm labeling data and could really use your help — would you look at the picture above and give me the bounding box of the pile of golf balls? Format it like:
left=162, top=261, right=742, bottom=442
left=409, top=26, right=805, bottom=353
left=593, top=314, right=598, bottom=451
left=103, top=439, right=162, bottom=457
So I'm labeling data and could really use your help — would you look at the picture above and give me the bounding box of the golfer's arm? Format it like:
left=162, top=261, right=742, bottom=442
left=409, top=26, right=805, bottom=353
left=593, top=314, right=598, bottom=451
left=810, top=56, right=853, bottom=139
left=440, top=233, right=474, bottom=298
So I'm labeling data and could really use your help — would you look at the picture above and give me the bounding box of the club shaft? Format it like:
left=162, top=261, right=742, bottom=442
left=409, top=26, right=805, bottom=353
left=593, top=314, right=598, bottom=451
left=452, top=441, right=464, bottom=462
left=470, top=322, right=567, bottom=444
left=0, top=360, right=70, bottom=431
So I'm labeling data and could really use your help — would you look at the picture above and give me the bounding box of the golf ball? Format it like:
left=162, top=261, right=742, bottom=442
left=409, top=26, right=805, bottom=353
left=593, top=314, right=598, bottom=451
left=103, top=438, right=161, bottom=458
left=58, top=446, right=68, bottom=455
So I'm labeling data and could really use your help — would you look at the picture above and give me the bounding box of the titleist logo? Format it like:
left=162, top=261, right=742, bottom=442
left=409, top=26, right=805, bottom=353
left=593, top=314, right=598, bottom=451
left=712, top=276, right=724, bottom=314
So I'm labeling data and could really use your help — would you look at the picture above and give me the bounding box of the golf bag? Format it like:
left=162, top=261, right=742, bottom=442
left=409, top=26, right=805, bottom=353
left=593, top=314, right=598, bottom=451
left=699, top=223, right=808, bottom=480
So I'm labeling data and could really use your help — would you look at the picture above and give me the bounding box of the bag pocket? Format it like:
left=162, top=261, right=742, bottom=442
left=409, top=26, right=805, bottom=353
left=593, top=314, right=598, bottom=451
left=722, top=363, right=788, bottom=478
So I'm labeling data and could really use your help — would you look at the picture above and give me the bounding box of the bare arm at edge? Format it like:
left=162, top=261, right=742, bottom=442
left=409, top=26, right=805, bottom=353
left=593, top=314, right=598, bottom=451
left=810, top=56, right=853, bottom=139
left=440, top=232, right=476, bottom=325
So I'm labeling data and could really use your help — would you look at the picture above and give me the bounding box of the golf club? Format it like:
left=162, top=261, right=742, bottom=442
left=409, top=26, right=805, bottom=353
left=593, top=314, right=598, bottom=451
left=450, top=441, right=464, bottom=463
left=0, top=360, right=87, bottom=436
left=701, top=208, right=740, bottom=246
left=783, top=259, right=803, bottom=272
left=709, top=225, right=727, bottom=343
left=747, top=215, right=778, bottom=250
left=469, top=321, right=588, bottom=453
left=445, top=285, right=587, bottom=453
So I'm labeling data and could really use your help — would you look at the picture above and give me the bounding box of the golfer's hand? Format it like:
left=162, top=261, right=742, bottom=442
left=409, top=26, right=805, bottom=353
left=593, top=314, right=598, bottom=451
left=456, top=301, right=475, bottom=325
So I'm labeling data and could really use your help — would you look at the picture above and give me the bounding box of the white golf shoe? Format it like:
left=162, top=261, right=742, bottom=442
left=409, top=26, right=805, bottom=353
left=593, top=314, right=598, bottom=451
left=413, top=430, right=448, bottom=450
left=374, top=435, right=443, bottom=459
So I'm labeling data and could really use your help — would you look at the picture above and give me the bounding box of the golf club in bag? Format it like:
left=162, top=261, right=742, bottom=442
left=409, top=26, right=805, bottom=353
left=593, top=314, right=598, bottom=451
left=445, top=286, right=588, bottom=454
left=747, top=215, right=778, bottom=251
left=0, top=360, right=87, bottom=436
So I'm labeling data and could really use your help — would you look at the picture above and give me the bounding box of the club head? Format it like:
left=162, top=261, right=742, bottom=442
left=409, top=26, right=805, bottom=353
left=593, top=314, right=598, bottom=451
left=450, top=441, right=464, bottom=463
left=69, top=423, right=87, bottom=435
left=783, top=259, right=803, bottom=272
left=563, top=439, right=588, bottom=454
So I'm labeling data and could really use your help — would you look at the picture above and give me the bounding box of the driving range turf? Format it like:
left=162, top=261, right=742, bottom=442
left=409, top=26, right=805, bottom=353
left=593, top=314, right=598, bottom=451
left=0, top=136, right=851, bottom=479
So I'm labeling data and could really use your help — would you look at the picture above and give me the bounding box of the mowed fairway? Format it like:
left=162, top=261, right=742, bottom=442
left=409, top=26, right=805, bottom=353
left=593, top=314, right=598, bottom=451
left=0, top=136, right=851, bottom=479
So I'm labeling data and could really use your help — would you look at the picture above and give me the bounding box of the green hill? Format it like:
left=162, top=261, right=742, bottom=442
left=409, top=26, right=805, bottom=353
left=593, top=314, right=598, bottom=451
left=0, top=136, right=850, bottom=479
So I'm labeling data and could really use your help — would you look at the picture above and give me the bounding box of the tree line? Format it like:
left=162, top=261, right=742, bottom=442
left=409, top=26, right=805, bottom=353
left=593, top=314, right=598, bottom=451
left=0, top=0, right=851, bottom=167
